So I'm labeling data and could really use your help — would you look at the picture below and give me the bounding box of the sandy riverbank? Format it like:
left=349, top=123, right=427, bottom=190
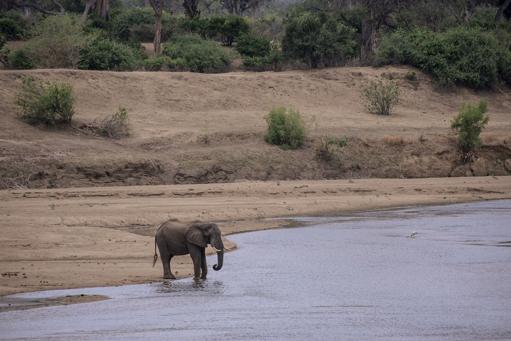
left=1, top=176, right=511, bottom=297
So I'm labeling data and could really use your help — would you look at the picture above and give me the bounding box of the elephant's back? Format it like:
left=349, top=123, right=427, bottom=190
left=156, top=222, right=189, bottom=255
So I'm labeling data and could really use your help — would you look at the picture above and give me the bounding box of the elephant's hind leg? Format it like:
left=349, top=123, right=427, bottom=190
left=160, top=250, right=176, bottom=280
left=200, top=247, right=207, bottom=280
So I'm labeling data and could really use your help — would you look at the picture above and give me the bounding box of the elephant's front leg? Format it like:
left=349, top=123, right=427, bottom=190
left=200, top=247, right=207, bottom=280
left=189, top=245, right=202, bottom=280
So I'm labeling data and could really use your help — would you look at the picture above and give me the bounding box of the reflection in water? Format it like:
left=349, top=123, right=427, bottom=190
left=157, top=279, right=225, bottom=293
left=1, top=200, right=511, bottom=341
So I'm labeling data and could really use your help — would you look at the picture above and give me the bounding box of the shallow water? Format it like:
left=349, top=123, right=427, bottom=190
left=1, top=200, right=511, bottom=340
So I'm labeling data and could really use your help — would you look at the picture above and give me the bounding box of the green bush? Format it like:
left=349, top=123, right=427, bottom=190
left=143, top=56, right=174, bottom=71
left=78, top=35, right=140, bottom=71
left=8, top=49, right=34, bottom=69
left=282, top=11, right=357, bottom=68
left=98, top=107, right=130, bottom=138
left=265, top=107, right=305, bottom=149
left=376, top=27, right=500, bottom=89
left=236, top=34, right=271, bottom=57
left=243, top=49, right=283, bottom=71
left=23, top=15, right=86, bottom=68
left=16, top=77, right=75, bottom=126
left=451, top=100, right=489, bottom=158
left=362, top=79, right=400, bottom=116
left=162, top=35, right=232, bottom=73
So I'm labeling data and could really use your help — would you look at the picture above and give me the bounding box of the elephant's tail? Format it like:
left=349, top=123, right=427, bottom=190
left=152, top=235, right=158, bottom=267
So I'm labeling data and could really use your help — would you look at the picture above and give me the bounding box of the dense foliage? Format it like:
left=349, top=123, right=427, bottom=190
left=78, top=35, right=141, bottom=71
left=282, top=10, right=357, bottom=68
left=162, top=35, right=232, bottom=72
left=183, top=15, right=250, bottom=46
left=21, top=15, right=86, bottom=68
left=376, top=27, right=505, bottom=88
left=0, top=11, right=29, bottom=39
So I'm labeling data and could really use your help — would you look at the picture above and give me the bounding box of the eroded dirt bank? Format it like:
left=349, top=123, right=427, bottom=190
left=1, top=177, right=511, bottom=296
left=1, top=67, right=510, bottom=189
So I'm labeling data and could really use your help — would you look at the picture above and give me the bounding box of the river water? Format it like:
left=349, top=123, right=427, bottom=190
left=1, top=200, right=511, bottom=340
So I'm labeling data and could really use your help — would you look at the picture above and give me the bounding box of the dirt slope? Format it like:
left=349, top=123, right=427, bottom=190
left=1, top=66, right=510, bottom=188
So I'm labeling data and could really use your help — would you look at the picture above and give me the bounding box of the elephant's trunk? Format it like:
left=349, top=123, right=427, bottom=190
left=213, top=250, right=223, bottom=271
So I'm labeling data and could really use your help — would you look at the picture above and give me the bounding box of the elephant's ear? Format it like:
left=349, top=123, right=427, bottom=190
left=185, top=224, right=208, bottom=247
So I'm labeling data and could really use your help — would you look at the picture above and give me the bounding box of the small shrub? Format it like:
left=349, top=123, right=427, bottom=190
left=23, top=15, right=86, bottom=68
left=404, top=71, right=417, bottom=81
left=8, top=49, right=34, bottom=69
left=162, top=35, right=232, bottom=73
left=98, top=107, right=129, bottom=138
left=265, top=107, right=305, bottom=149
left=451, top=100, right=489, bottom=160
left=362, top=79, right=400, bottom=116
left=316, top=136, right=347, bottom=162
left=143, top=56, right=174, bottom=71
left=16, top=77, right=75, bottom=126
left=78, top=35, right=140, bottom=71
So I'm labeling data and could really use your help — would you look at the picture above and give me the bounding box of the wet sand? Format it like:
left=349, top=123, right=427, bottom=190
left=1, top=177, right=511, bottom=296
left=1, top=200, right=510, bottom=340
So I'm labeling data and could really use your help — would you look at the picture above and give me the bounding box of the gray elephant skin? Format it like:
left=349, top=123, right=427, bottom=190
left=153, top=221, right=224, bottom=280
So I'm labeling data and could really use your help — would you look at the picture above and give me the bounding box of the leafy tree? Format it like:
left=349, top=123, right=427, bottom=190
left=282, top=10, right=357, bottom=68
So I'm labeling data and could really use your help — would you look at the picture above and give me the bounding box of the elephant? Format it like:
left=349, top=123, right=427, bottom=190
left=153, top=221, right=224, bottom=280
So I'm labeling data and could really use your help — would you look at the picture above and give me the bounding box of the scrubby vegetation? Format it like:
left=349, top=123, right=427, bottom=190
left=21, top=15, right=85, bottom=68
left=265, top=107, right=305, bottom=149
left=316, top=136, right=348, bottom=163
left=362, top=79, right=400, bottom=116
left=162, top=35, right=232, bottom=72
left=16, top=77, right=75, bottom=127
left=451, top=101, right=489, bottom=161
left=98, top=107, right=130, bottom=139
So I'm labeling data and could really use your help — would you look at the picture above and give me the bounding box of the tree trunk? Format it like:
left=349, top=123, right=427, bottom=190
left=153, top=13, right=162, bottom=56
left=82, top=0, right=95, bottom=22
left=360, top=17, right=376, bottom=65
left=496, top=0, right=511, bottom=22
left=96, top=0, right=109, bottom=19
